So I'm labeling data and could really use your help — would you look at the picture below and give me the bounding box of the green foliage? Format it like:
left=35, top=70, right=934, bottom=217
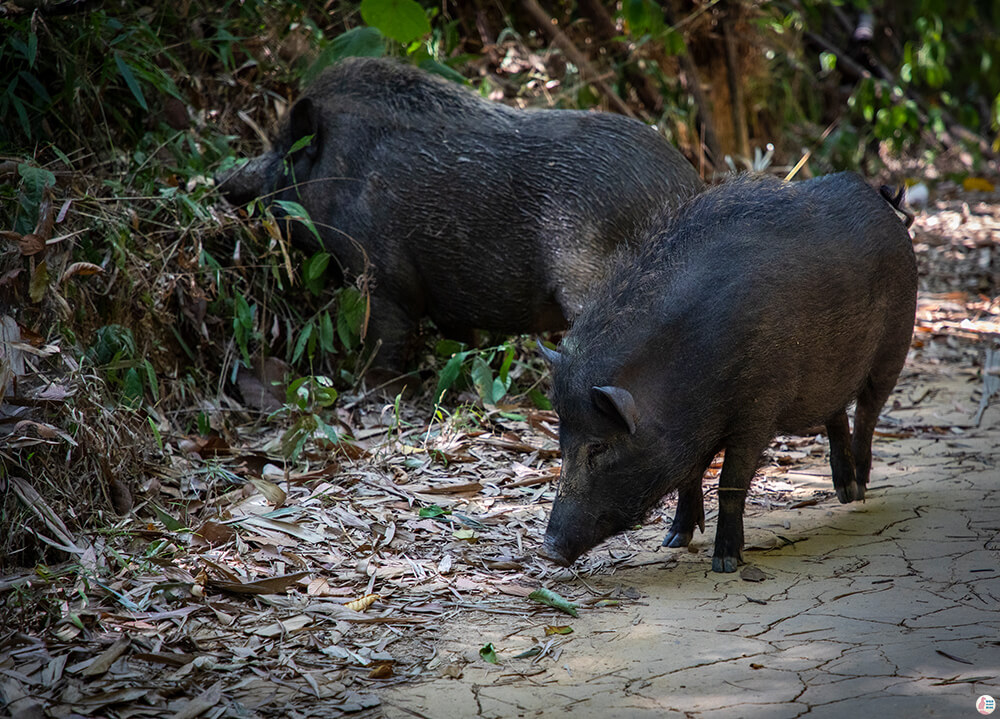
left=232, top=295, right=259, bottom=368
left=85, top=325, right=156, bottom=406
left=433, top=340, right=541, bottom=408
left=0, top=9, right=182, bottom=149
left=278, top=375, right=342, bottom=461
left=621, top=0, right=685, bottom=55
left=304, top=26, right=387, bottom=83
left=13, top=164, right=56, bottom=235
left=360, top=0, right=431, bottom=45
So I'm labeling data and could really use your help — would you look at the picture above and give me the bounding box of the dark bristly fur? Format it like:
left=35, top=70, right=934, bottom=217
left=218, top=57, right=704, bottom=374
left=542, top=172, right=917, bottom=573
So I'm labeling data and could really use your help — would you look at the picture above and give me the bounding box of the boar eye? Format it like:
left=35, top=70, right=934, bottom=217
left=587, top=442, right=612, bottom=467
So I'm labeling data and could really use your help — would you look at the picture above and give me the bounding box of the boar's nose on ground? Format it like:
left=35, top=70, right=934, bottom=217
left=538, top=538, right=574, bottom=567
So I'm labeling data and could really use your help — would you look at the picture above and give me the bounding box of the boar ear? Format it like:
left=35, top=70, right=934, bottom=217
left=537, top=339, right=562, bottom=366
left=289, top=98, right=321, bottom=159
left=591, top=385, right=638, bottom=434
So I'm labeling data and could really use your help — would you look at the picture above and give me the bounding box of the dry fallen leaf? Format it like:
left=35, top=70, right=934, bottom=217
left=60, top=262, right=105, bottom=282
left=345, top=593, right=380, bottom=612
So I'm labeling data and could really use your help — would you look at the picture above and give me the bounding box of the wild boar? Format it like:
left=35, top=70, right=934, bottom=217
left=539, top=172, right=917, bottom=572
left=218, top=57, right=703, bottom=376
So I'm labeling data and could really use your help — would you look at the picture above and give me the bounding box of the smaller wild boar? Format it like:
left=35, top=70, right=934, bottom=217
left=539, top=173, right=917, bottom=572
left=218, top=57, right=704, bottom=377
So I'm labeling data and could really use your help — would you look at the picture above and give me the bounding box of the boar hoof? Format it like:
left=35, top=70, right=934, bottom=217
left=712, top=555, right=739, bottom=573
left=835, top=481, right=860, bottom=504
left=661, top=529, right=692, bottom=548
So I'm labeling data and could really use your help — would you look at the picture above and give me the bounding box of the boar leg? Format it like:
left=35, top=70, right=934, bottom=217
left=365, top=297, right=420, bottom=375
left=662, top=481, right=705, bottom=548
left=850, top=374, right=895, bottom=501
left=712, top=440, right=767, bottom=573
left=826, top=409, right=859, bottom=503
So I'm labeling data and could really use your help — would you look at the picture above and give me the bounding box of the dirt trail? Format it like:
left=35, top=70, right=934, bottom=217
left=382, top=352, right=1000, bottom=719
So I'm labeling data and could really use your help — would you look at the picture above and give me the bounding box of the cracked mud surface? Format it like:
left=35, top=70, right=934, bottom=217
left=384, top=363, right=999, bottom=718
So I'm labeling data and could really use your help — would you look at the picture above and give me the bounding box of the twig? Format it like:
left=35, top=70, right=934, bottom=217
left=520, top=0, right=635, bottom=119
left=662, top=5, right=724, bottom=167
left=722, top=9, right=749, bottom=161
left=576, top=0, right=662, bottom=116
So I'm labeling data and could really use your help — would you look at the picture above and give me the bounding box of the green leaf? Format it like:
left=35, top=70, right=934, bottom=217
left=274, top=200, right=322, bottom=244
left=471, top=356, right=495, bottom=406
left=18, top=70, right=51, bottom=103
left=497, top=345, right=515, bottom=385
left=527, top=388, right=552, bottom=411
left=148, top=416, right=163, bottom=451
left=417, top=58, right=468, bottom=85
left=291, top=323, right=314, bottom=364
left=479, top=643, right=498, bottom=664
left=319, top=311, right=335, bottom=353
left=114, top=52, right=148, bottom=111
left=418, top=505, right=449, bottom=518
left=143, top=359, right=159, bottom=402
left=288, top=133, right=315, bottom=155
left=529, top=588, right=579, bottom=617
left=123, top=368, right=144, bottom=407
left=336, top=287, right=365, bottom=350
left=433, top=350, right=470, bottom=404
left=18, top=163, right=56, bottom=200
left=152, top=504, right=186, bottom=532
left=435, top=339, right=465, bottom=357
left=360, top=0, right=431, bottom=44
left=305, top=27, right=387, bottom=84
left=314, top=414, right=341, bottom=443
left=27, top=32, right=38, bottom=66
left=303, top=252, right=331, bottom=297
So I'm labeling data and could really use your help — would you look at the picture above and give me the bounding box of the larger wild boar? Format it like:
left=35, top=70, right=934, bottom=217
left=539, top=173, right=917, bottom=572
left=218, top=57, right=703, bottom=374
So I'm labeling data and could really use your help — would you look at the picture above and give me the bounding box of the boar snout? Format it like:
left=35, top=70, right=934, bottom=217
left=215, top=152, right=281, bottom=206
left=538, top=537, right=575, bottom=567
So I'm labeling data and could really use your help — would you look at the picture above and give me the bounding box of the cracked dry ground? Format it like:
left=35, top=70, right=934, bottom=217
left=382, top=198, right=1000, bottom=719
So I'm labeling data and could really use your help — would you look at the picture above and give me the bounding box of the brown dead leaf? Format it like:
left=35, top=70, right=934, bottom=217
left=60, top=262, right=105, bottom=282
left=179, top=433, right=231, bottom=457
left=80, top=636, right=130, bottom=677
left=345, top=593, right=380, bottom=612
left=19, top=233, right=46, bottom=256
left=29, top=260, right=49, bottom=302
left=211, top=570, right=311, bottom=595
left=368, top=662, right=394, bottom=679
left=0, top=267, right=21, bottom=287
left=248, top=476, right=286, bottom=505
left=193, top=520, right=236, bottom=547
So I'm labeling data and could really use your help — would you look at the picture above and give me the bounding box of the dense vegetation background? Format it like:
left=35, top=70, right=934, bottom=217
left=1, top=0, right=998, bottom=567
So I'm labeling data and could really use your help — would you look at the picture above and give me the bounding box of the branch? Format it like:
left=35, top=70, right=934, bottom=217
left=520, top=0, right=635, bottom=118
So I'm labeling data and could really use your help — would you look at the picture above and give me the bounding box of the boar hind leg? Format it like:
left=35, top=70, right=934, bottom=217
left=850, top=374, right=896, bottom=500
left=662, top=481, right=705, bottom=548
left=826, top=409, right=859, bottom=504
left=712, top=439, right=768, bottom=573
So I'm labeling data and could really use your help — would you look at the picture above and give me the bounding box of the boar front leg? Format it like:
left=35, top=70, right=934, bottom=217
left=364, top=296, right=421, bottom=377
left=712, top=439, right=768, bottom=573
left=662, top=480, right=705, bottom=549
